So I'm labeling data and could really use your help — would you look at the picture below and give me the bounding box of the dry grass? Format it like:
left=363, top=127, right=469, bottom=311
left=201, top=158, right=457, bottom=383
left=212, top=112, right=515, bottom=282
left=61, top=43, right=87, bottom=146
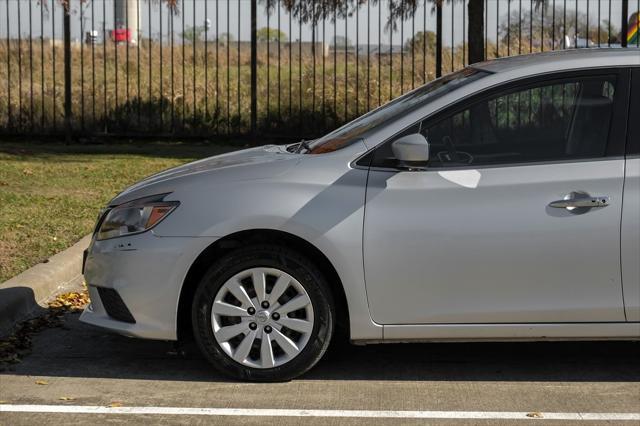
left=0, top=40, right=484, bottom=138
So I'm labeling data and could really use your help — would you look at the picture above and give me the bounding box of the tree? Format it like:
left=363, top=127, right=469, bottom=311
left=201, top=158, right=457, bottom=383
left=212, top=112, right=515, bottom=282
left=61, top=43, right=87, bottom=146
left=256, top=27, right=288, bottom=42
left=499, top=5, right=620, bottom=50
left=216, top=32, right=235, bottom=45
left=332, top=35, right=353, bottom=47
left=260, top=0, right=487, bottom=67
left=182, top=25, right=206, bottom=43
left=405, top=30, right=436, bottom=52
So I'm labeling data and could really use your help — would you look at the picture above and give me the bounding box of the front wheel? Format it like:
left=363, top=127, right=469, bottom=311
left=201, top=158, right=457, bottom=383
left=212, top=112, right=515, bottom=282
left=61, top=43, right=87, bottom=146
left=192, top=245, right=335, bottom=381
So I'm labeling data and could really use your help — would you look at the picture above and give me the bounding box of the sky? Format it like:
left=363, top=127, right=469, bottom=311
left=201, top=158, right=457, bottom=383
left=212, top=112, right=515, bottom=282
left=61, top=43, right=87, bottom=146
left=0, top=0, right=632, bottom=47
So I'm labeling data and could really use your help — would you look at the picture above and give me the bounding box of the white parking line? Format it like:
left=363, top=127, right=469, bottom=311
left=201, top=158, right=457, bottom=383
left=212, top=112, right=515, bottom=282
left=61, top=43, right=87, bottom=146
left=1, top=405, right=639, bottom=421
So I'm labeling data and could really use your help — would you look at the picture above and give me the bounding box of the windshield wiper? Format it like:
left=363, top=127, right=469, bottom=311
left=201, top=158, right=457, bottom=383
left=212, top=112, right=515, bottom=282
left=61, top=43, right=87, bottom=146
left=295, top=139, right=311, bottom=154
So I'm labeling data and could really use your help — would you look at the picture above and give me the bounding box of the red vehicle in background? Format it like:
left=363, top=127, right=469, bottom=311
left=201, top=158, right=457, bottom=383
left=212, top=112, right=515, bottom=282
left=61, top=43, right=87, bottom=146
left=110, top=28, right=132, bottom=44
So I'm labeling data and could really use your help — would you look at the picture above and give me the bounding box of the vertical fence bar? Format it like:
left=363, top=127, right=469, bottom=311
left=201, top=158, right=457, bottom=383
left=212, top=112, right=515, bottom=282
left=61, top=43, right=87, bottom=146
left=378, top=0, right=381, bottom=106
left=333, top=1, right=335, bottom=120
left=312, top=2, right=317, bottom=128
left=251, top=0, right=257, bottom=136
left=103, top=0, right=107, bottom=132
left=530, top=0, right=533, bottom=53
left=278, top=0, right=281, bottom=122
left=40, top=0, right=44, bottom=128
left=63, top=2, right=71, bottom=141
left=622, top=0, right=629, bottom=47
left=114, top=0, right=119, bottom=126
left=28, top=0, right=33, bottom=132
left=608, top=0, right=611, bottom=46
left=423, top=0, right=426, bottom=80
left=81, top=0, right=85, bottom=131
left=356, top=3, right=359, bottom=115
left=5, top=0, right=10, bottom=129
left=436, top=1, right=442, bottom=77
left=495, top=0, right=499, bottom=56
left=321, top=1, right=325, bottom=126
left=598, top=0, right=601, bottom=47
left=506, top=0, right=511, bottom=125
left=17, top=1, right=21, bottom=129
left=411, top=4, right=414, bottom=89
left=485, top=0, right=488, bottom=59
left=170, top=1, right=175, bottom=131
left=204, top=0, right=208, bottom=121
left=216, top=0, right=219, bottom=134
left=451, top=0, right=454, bottom=71
left=400, top=1, right=404, bottom=93
left=574, top=0, right=578, bottom=48
left=389, top=0, right=392, bottom=100
left=299, top=11, right=302, bottom=129
left=159, top=2, right=163, bottom=130
left=586, top=0, right=590, bottom=49
left=148, top=0, right=152, bottom=132
left=182, top=0, right=186, bottom=129
left=92, top=0, right=96, bottom=126
left=226, top=0, right=230, bottom=134
left=462, top=0, right=466, bottom=66
left=367, top=0, right=370, bottom=112
left=200, top=0, right=203, bottom=130
left=518, top=0, right=522, bottom=55
left=266, top=1, right=270, bottom=124
left=237, top=0, right=241, bottom=133
left=137, top=0, right=140, bottom=127
left=126, top=0, right=130, bottom=122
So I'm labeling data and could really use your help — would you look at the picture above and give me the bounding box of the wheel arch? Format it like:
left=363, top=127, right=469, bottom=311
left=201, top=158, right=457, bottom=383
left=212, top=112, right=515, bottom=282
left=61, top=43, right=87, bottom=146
left=177, top=229, right=350, bottom=343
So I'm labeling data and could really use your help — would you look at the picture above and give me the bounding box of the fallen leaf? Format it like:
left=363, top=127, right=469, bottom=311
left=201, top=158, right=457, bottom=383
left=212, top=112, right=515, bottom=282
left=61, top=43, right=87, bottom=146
left=59, top=396, right=75, bottom=401
left=109, top=401, right=124, bottom=407
left=526, top=412, right=544, bottom=418
left=35, top=380, right=49, bottom=385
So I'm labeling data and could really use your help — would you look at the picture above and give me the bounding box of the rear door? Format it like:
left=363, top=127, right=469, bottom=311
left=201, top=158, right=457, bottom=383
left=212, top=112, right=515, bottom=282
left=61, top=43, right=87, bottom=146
left=363, top=69, right=630, bottom=325
left=622, top=68, right=640, bottom=321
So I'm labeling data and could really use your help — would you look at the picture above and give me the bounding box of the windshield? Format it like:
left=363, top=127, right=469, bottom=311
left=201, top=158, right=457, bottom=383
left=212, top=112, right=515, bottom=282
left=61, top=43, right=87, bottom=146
left=306, top=67, right=489, bottom=154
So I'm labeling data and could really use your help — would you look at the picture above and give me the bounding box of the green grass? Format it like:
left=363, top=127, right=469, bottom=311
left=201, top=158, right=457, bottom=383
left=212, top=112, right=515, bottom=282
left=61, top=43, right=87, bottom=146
left=0, top=142, right=237, bottom=282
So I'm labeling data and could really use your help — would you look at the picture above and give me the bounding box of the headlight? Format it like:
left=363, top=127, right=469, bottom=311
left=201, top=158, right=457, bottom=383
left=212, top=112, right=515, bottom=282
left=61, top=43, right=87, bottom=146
left=96, top=194, right=179, bottom=241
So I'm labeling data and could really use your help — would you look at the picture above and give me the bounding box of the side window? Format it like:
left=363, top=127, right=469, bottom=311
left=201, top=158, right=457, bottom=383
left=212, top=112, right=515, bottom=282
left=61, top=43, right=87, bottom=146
left=422, top=75, right=617, bottom=168
left=629, top=69, right=640, bottom=155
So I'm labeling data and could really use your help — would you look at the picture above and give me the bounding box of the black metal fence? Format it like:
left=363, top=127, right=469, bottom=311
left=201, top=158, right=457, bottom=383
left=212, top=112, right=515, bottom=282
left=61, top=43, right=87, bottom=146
left=0, top=0, right=638, bottom=141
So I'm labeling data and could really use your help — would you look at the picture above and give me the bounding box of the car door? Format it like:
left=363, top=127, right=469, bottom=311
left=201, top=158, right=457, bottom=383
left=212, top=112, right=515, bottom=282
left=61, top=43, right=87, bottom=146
left=363, top=69, right=630, bottom=325
left=621, top=68, right=640, bottom=322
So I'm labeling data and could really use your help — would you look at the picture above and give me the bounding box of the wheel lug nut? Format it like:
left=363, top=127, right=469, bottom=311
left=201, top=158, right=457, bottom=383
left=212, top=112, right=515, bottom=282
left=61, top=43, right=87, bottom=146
left=247, top=307, right=256, bottom=315
left=264, top=325, right=272, bottom=334
left=249, top=322, right=257, bottom=330
left=272, top=312, right=280, bottom=321
left=261, top=301, right=270, bottom=309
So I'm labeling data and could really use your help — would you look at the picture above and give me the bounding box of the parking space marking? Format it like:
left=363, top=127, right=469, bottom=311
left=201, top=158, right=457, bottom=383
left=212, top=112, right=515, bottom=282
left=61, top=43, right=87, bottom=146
left=1, top=405, right=639, bottom=421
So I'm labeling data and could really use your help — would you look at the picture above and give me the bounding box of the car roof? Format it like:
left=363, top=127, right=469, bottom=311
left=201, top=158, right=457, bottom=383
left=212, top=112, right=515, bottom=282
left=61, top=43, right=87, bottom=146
left=471, top=48, right=640, bottom=75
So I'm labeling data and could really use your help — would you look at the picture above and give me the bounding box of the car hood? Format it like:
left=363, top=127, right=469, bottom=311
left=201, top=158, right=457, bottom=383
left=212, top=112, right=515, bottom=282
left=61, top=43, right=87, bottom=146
left=109, top=144, right=300, bottom=206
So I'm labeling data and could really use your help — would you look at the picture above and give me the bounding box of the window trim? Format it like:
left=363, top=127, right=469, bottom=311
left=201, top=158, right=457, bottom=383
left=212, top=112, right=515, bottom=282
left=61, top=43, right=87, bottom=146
left=355, top=67, right=631, bottom=171
left=628, top=68, right=640, bottom=156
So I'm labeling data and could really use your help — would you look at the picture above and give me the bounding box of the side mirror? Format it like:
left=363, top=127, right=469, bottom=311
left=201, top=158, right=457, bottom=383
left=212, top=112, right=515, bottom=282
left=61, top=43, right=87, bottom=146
left=391, top=133, right=430, bottom=166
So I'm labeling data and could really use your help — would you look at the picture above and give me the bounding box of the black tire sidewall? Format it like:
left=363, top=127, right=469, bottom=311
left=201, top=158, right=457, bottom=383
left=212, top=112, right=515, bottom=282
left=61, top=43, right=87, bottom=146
left=192, top=244, right=334, bottom=382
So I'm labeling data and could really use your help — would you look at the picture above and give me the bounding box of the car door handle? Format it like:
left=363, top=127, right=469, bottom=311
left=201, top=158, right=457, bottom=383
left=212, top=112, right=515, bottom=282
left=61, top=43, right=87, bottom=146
left=549, top=192, right=609, bottom=210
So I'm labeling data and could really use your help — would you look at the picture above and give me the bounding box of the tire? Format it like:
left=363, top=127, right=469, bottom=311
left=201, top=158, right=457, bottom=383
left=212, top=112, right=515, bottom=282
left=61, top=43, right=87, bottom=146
left=191, top=244, right=335, bottom=381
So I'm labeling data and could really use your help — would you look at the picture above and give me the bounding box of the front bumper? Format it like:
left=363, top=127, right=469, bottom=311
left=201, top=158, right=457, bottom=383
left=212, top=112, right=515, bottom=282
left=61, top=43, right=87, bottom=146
left=80, top=231, right=218, bottom=340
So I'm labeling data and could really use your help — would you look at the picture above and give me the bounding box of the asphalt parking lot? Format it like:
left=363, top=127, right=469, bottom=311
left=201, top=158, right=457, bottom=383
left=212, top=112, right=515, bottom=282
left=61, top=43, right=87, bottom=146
left=1, top=312, right=639, bottom=425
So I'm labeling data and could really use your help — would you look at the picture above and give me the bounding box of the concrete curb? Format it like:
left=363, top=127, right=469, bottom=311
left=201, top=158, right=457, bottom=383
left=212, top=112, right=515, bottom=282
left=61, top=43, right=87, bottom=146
left=0, top=234, right=91, bottom=337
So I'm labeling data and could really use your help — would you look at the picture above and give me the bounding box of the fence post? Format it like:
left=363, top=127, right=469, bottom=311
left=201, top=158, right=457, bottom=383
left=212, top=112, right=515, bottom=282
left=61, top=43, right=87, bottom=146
left=63, top=2, right=72, bottom=142
left=436, top=1, right=442, bottom=78
left=250, top=0, right=257, bottom=137
left=621, top=0, right=629, bottom=47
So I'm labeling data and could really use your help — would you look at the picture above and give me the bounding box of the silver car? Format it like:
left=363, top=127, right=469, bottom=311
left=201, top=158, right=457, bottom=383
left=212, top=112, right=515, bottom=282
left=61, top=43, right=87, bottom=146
left=82, top=49, right=640, bottom=381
